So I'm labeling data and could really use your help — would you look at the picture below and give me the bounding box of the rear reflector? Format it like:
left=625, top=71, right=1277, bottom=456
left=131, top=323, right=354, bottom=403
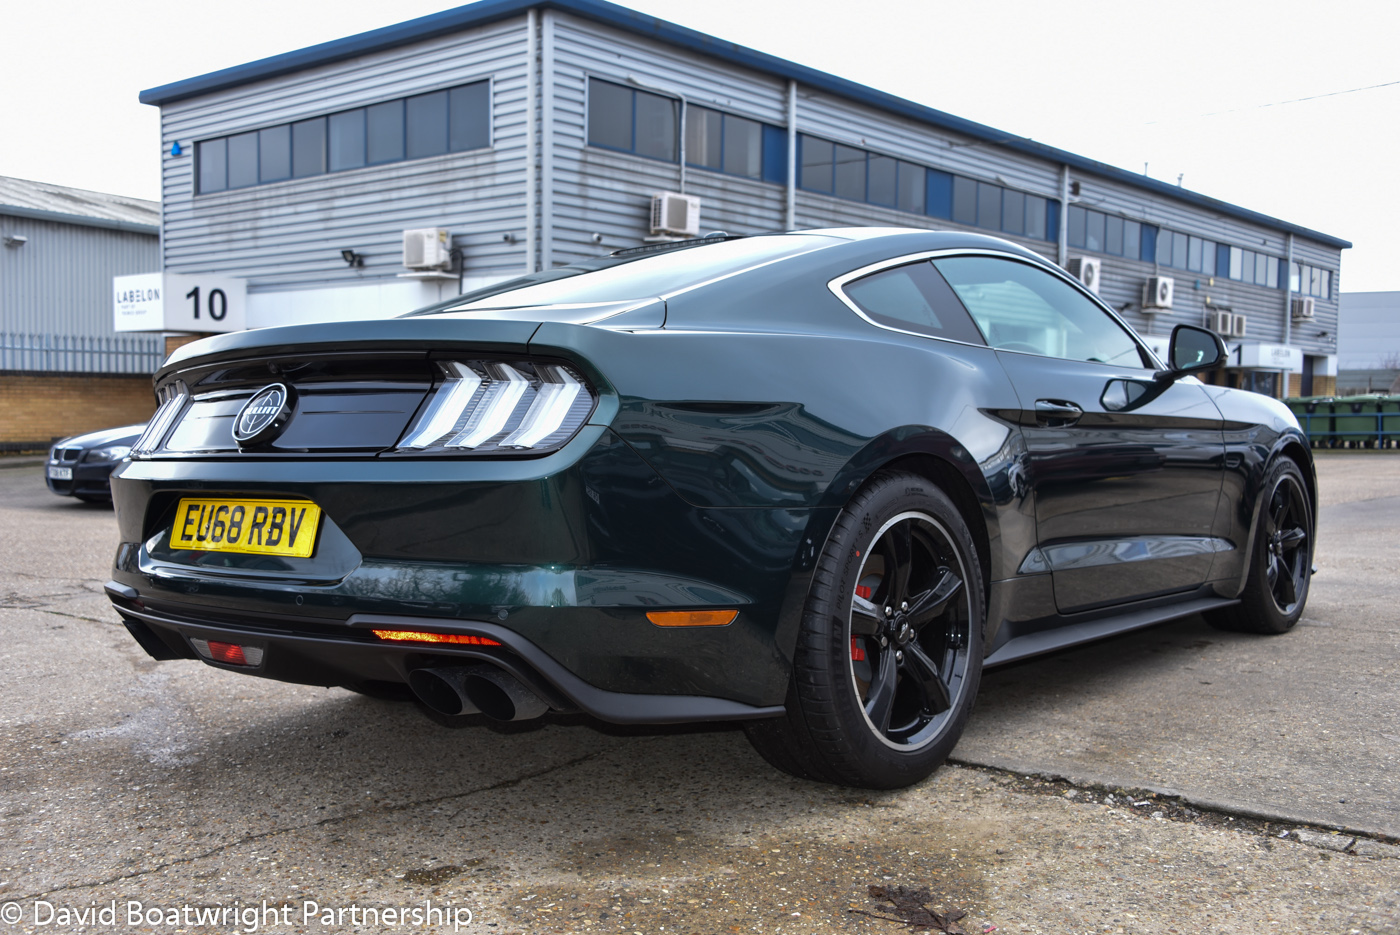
left=371, top=630, right=502, bottom=646
left=189, top=637, right=264, bottom=666
left=646, top=610, right=738, bottom=628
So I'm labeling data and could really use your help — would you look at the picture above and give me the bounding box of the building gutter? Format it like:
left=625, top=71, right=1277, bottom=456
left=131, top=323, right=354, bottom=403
left=525, top=9, right=538, bottom=273
left=540, top=10, right=556, bottom=270
left=1, top=206, right=158, bottom=236
left=786, top=80, right=797, bottom=231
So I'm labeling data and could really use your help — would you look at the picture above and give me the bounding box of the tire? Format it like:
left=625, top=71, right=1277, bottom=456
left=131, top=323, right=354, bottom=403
left=1205, top=457, right=1313, bottom=634
left=745, top=471, right=985, bottom=789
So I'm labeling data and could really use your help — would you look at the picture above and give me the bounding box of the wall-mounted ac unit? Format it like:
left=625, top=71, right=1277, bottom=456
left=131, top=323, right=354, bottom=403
left=403, top=228, right=452, bottom=270
left=1206, top=310, right=1234, bottom=335
left=1142, top=275, right=1174, bottom=311
left=1291, top=296, right=1316, bottom=320
left=1065, top=256, right=1101, bottom=293
left=650, top=192, right=701, bottom=238
left=1231, top=314, right=1248, bottom=338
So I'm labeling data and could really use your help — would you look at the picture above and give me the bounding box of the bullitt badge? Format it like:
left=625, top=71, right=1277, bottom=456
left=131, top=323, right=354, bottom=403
left=233, top=383, right=295, bottom=447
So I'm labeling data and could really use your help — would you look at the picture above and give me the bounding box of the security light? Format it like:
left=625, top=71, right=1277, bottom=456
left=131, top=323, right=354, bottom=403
left=340, top=249, right=364, bottom=268
left=3, top=234, right=27, bottom=247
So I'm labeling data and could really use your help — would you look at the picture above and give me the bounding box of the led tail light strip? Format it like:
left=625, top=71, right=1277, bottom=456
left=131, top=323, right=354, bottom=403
left=398, top=359, right=594, bottom=453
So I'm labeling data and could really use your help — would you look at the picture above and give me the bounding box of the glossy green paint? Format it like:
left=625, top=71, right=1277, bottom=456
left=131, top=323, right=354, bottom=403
left=111, top=229, right=1313, bottom=714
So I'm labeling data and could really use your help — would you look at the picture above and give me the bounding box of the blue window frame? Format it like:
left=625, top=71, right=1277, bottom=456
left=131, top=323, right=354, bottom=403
left=196, top=80, right=490, bottom=194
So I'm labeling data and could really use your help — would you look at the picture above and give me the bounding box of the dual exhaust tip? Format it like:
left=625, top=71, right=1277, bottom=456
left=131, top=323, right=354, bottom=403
left=408, top=664, right=550, bottom=722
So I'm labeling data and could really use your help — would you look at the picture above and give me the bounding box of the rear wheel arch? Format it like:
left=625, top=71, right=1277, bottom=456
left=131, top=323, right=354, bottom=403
left=877, top=452, right=992, bottom=606
left=1277, top=440, right=1316, bottom=522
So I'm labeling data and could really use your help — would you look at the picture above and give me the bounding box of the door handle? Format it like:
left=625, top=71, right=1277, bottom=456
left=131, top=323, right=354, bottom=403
left=1034, top=399, right=1083, bottom=427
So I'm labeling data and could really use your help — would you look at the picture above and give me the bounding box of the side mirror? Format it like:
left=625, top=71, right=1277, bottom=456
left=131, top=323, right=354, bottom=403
left=1158, top=324, right=1226, bottom=381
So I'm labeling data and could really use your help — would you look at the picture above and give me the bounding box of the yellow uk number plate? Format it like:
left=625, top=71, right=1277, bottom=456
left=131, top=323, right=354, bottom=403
left=170, top=498, right=322, bottom=558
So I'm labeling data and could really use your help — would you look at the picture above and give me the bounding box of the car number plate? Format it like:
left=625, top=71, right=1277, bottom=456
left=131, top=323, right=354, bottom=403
left=48, top=465, right=72, bottom=480
left=170, top=498, right=322, bottom=558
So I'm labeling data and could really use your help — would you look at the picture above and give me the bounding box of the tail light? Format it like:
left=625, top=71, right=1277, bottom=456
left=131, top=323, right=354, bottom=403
left=190, top=637, right=264, bottom=666
left=131, top=381, right=189, bottom=456
left=398, top=359, right=594, bottom=453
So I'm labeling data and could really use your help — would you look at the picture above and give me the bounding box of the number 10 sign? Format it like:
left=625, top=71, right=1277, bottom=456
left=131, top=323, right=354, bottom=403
left=113, top=271, right=247, bottom=334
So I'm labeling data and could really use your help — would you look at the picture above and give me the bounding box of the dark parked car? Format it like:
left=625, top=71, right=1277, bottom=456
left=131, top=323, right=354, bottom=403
left=46, top=424, right=145, bottom=502
left=105, top=229, right=1315, bottom=788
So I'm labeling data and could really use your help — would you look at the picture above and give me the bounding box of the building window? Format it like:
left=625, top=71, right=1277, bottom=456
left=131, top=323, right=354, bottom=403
left=587, top=78, right=677, bottom=162
left=1292, top=261, right=1334, bottom=299
left=1213, top=243, right=1283, bottom=288
left=195, top=79, right=491, bottom=194
left=1070, top=211, right=1286, bottom=289
left=1067, top=205, right=1153, bottom=261
left=798, top=134, right=1053, bottom=241
left=684, top=104, right=786, bottom=183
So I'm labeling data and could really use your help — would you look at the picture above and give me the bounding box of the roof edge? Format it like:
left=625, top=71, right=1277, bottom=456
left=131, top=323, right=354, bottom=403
left=137, top=0, right=1350, bottom=251
left=0, top=205, right=159, bottom=235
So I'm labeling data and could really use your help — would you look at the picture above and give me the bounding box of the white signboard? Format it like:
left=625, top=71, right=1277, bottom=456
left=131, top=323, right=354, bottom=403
left=113, top=272, right=247, bottom=333
left=113, top=272, right=164, bottom=331
left=1234, top=342, right=1303, bottom=372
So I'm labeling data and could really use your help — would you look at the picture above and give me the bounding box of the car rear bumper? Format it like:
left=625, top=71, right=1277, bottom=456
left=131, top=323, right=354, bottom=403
left=107, top=429, right=831, bottom=715
left=107, top=588, right=784, bottom=724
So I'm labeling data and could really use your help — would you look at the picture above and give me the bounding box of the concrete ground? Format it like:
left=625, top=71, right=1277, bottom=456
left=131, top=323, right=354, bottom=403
left=0, top=452, right=1397, bottom=934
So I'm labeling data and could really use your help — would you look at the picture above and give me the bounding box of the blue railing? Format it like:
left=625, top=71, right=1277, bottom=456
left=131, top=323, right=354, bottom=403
left=0, top=332, right=163, bottom=374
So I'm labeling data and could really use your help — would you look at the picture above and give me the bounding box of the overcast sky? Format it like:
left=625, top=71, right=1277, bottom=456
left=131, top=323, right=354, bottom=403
left=3, top=0, right=1395, bottom=290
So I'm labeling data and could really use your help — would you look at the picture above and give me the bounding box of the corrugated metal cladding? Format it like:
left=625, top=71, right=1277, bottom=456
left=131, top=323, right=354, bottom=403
left=153, top=1, right=1344, bottom=369
left=159, top=15, right=533, bottom=290
left=0, top=213, right=159, bottom=338
left=547, top=14, right=790, bottom=260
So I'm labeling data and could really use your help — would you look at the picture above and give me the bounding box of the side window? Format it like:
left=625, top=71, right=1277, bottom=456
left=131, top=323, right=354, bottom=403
left=842, top=261, right=986, bottom=344
left=931, top=256, right=1149, bottom=368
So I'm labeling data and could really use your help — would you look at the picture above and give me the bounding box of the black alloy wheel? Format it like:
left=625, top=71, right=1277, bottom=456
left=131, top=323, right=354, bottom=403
left=1207, top=457, right=1313, bottom=634
left=745, top=472, right=984, bottom=788
left=848, top=511, right=973, bottom=749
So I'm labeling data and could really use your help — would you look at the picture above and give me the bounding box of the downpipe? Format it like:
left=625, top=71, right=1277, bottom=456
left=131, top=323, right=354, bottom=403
left=408, top=664, right=549, bottom=722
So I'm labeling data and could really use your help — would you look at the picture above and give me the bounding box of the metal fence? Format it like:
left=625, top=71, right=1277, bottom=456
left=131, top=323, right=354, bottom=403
left=0, top=332, right=163, bottom=374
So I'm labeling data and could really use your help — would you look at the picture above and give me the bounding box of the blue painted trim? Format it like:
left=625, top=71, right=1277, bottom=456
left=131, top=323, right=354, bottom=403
left=0, top=205, right=158, bottom=235
left=137, top=0, right=1351, bottom=249
left=1139, top=224, right=1158, bottom=263
left=761, top=124, right=787, bottom=185
left=925, top=169, right=953, bottom=220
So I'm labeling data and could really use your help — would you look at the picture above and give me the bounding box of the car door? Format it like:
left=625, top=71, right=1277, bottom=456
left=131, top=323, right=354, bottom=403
left=930, top=254, right=1226, bottom=613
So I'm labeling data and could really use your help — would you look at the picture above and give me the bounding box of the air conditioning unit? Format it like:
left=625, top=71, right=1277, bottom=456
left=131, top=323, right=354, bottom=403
left=650, top=192, right=702, bottom=238
left=1066, top=256, right=1101, bottom=293
left=1142, top=275, right=1174, bottom=311
left=1231, top=314, right=1249, bottom=338
left=403, top=228, right=452, bottom=270
left=1206, top=310, right=1234, bottom=335
left=1292, top=296, right=1316, bottom=320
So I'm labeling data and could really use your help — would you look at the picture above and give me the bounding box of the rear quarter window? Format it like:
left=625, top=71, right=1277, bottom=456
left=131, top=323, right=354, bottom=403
left=841, top=261, right=986, bottom=344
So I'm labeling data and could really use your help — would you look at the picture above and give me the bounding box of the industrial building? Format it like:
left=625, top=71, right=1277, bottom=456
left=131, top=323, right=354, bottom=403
left=1337, top=292, right=1400, bottom=394
left=0, top=176, right=162, bottom=448
left=137, top=0, right=1349, bottom=398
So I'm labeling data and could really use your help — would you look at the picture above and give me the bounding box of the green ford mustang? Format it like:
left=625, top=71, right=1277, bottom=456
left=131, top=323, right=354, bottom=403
left=106, top=228, right=1315, bottom=788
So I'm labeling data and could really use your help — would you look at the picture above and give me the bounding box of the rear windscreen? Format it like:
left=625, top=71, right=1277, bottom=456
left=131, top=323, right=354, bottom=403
left=446, top=235, right=841, bottom=310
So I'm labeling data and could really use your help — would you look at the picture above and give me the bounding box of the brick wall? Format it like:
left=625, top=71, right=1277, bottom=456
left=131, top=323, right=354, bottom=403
left=1286, top=373, right=1338, bottom=398
left=0, top=372, right=157, bottom=447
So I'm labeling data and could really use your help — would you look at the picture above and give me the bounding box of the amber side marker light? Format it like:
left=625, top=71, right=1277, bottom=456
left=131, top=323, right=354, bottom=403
left=646, top=610, right=738, bottom=628
left=372, top=630, right=502, bottom=646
